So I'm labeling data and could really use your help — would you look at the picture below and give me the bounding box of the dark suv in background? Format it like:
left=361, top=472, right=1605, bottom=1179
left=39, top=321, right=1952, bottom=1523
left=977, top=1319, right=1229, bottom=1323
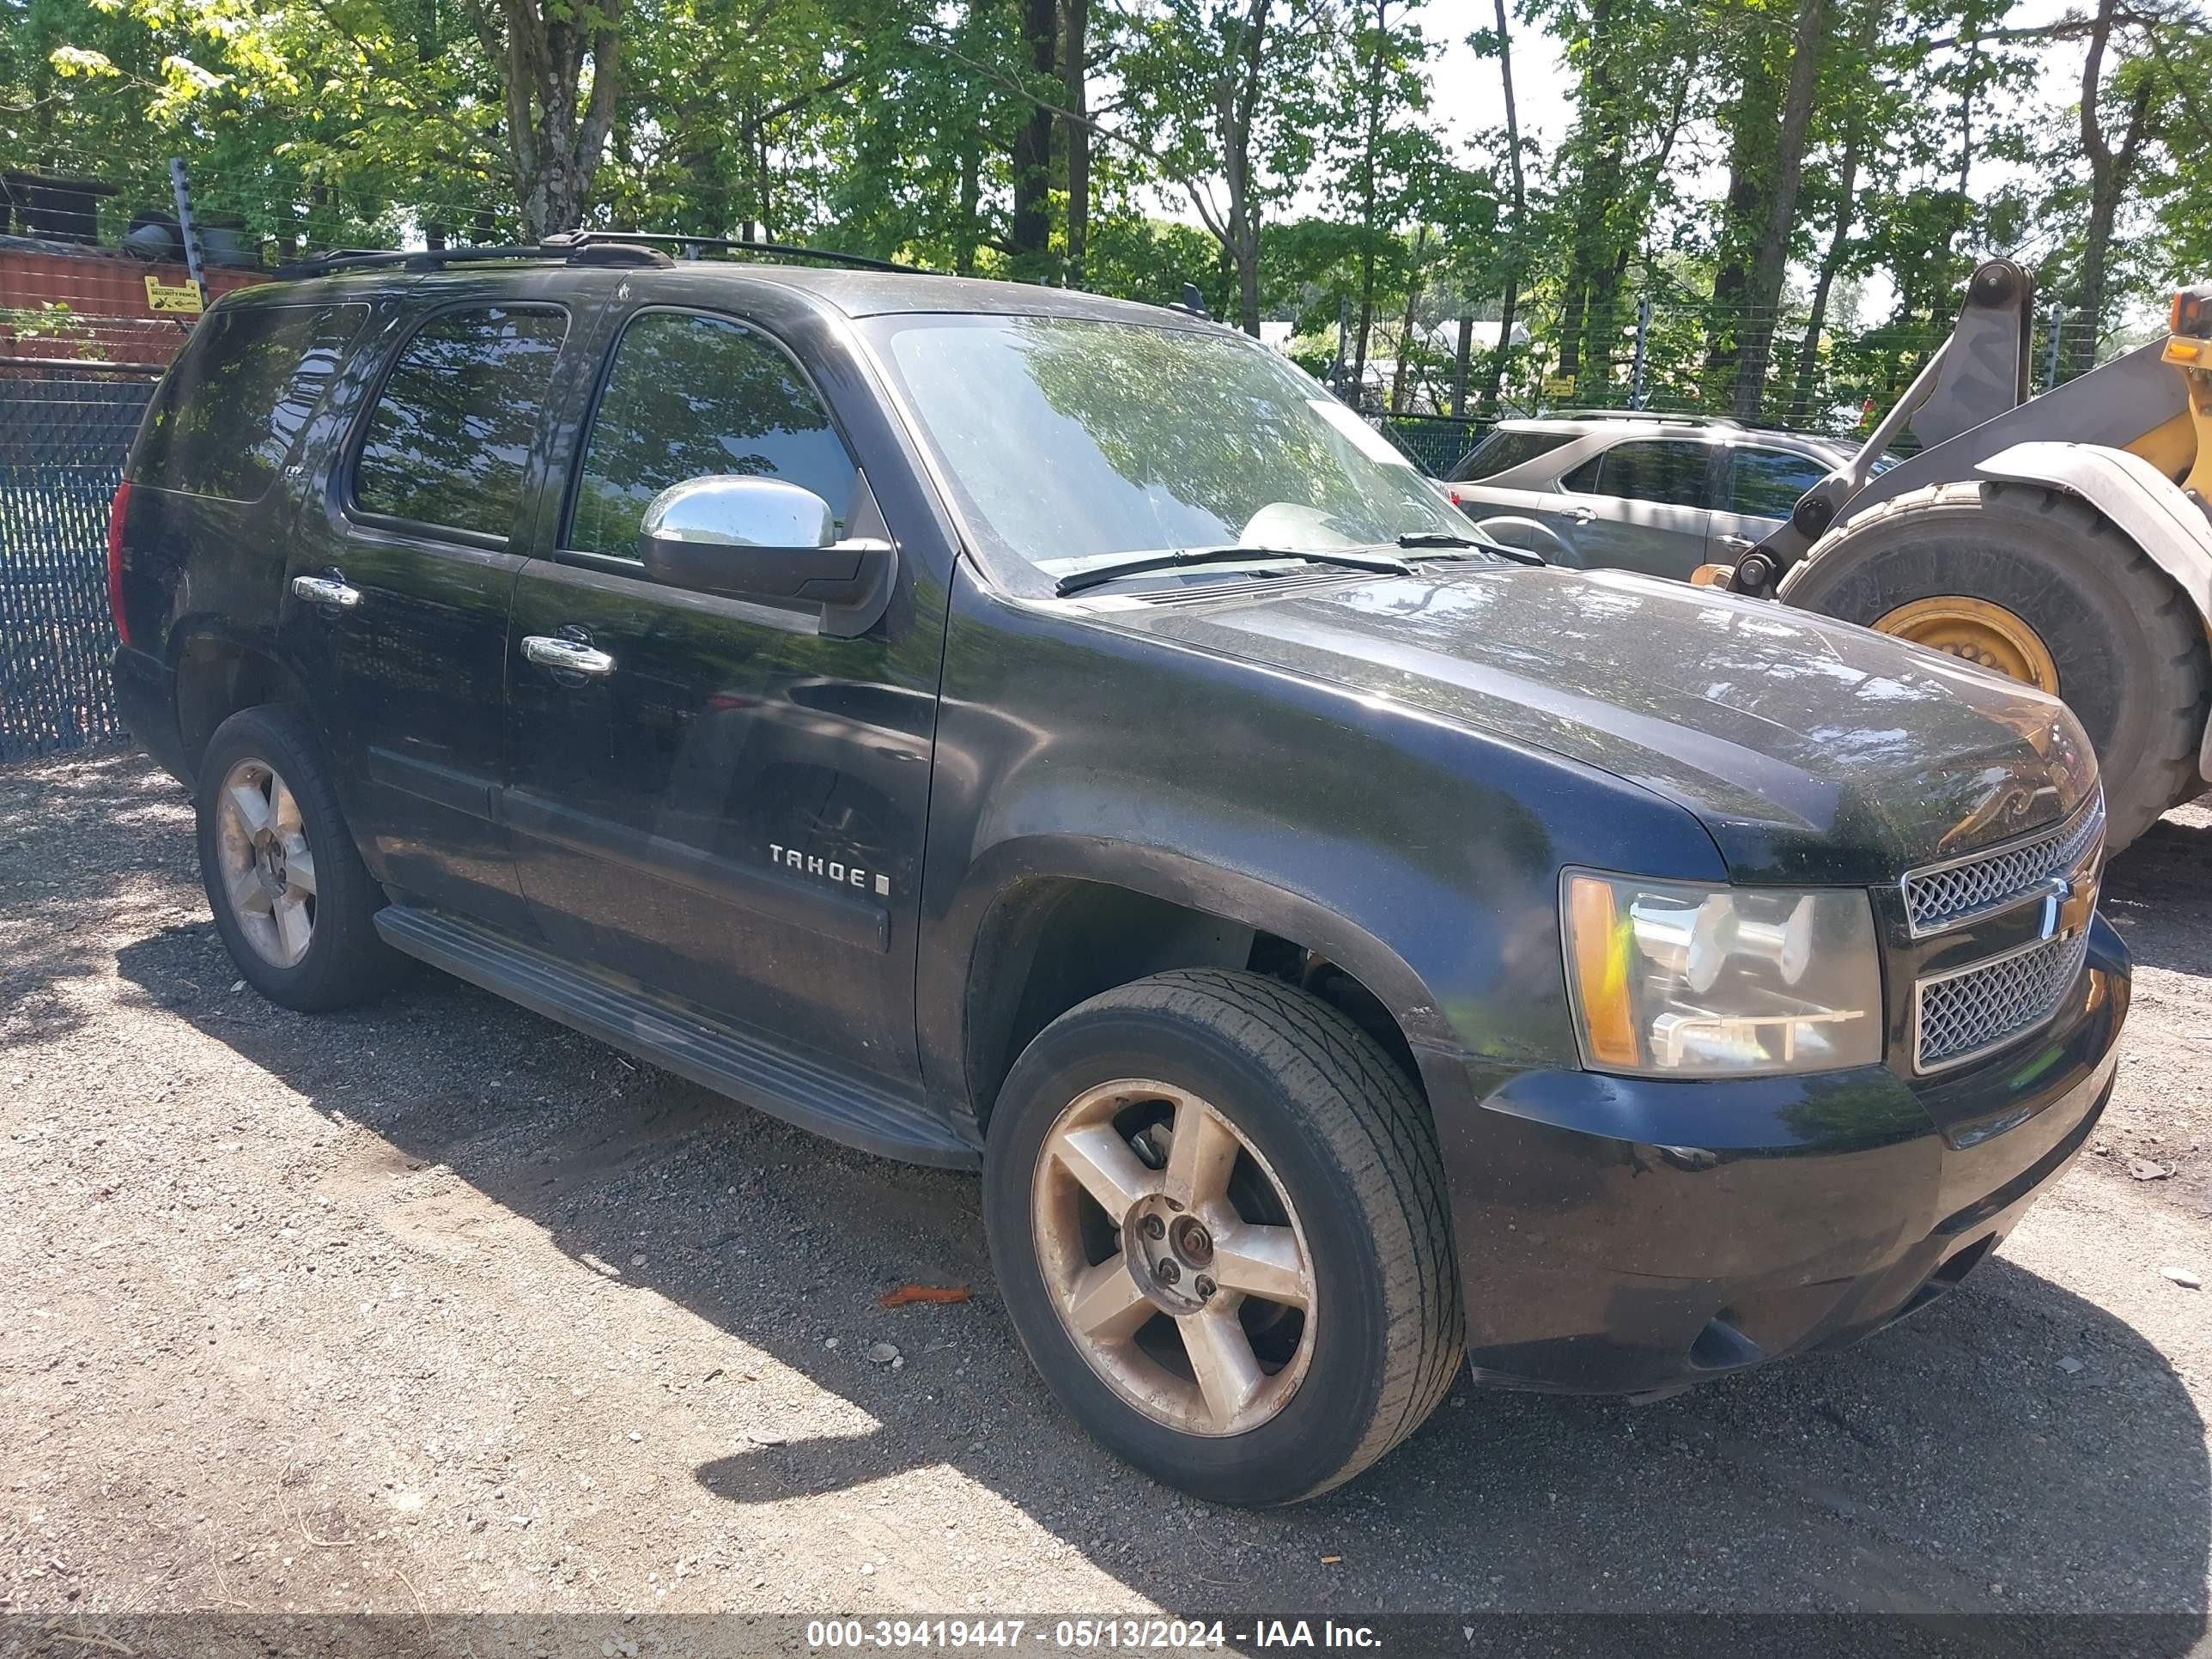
left=1443, top=414, right=1881, bottom=579
left=108, top=236, right=2125, bottom=1506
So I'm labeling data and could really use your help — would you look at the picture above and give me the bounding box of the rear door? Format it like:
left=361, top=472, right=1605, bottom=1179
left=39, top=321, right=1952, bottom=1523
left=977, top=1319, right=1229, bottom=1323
left=1444, top=429, right=1595, bottom=557
left=1710, top=442, right=1833, bottom=560
left=1553, top=438, right=1717, bottom=579
left=500, top=300, right=944, bottom=1090
left=283, top=284, right=578, bottom=933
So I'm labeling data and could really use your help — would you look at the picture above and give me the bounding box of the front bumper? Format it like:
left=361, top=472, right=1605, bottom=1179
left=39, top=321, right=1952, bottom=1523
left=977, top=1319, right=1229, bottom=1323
left=1431, top=915, right=2129, bottom=1397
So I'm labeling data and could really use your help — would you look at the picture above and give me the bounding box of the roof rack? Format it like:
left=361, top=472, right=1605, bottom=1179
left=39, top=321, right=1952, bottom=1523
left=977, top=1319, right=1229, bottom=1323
left=557, top=231, right=922, bottom=274
left=272, top=230, right=922, bottom=283
left=1542, top=408, right=1741, bottom=427
left=271, top=240, right=666, bottom=280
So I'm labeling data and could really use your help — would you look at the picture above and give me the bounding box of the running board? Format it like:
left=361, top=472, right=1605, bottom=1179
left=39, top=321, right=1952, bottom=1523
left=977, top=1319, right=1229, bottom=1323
left=373, top=905, right=979, bottom=1170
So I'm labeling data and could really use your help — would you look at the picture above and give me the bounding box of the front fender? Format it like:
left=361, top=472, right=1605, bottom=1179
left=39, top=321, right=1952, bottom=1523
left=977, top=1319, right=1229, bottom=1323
left=942, top=829, right=1453, bottom=1036
left=1974, top=441, right=2212, bottom=779
left=914, top=568, right=1729, bottom=1129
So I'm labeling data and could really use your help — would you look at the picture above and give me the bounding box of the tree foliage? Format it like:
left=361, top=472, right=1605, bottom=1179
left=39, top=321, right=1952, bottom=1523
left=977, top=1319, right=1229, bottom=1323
left=3, top=0, right=2205, bottom=424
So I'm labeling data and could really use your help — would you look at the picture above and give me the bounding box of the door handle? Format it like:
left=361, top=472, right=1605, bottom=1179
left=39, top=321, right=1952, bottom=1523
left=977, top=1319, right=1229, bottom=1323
left=291, top=573, right=362, bottom=608
left=1570, top=507, right=1596, bottom=524
left=521, top=633, right=617, bottom=677
left=1717, top=533, right=1759, bottom=554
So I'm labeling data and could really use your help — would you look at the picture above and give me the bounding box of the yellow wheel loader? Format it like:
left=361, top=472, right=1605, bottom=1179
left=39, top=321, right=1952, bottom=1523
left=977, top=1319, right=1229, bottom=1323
left=1719, top=259, right=2212, bottom=854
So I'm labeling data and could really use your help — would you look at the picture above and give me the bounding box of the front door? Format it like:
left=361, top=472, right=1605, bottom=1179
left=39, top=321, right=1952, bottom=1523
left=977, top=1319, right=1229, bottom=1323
left=1553, top=437, right=1717, bottom=579
left=285, top=294, right=574, bottom=933
left=502, top=305, right=944, bottom=1089
left=1708, top=442, right=1832, bottom=561
left=1453, top=480, right=1594, bottom=561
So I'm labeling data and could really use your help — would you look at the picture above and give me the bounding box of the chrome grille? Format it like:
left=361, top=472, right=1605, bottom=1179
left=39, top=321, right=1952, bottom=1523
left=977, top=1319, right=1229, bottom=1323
left=1914, top=933, right=2092, bottom=1072
left=1902, top=793, right=2106, bottom=937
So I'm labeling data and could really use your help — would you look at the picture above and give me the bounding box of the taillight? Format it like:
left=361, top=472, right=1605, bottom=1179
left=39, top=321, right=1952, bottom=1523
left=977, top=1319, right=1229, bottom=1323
left=106, top=480, right=132, bottom=647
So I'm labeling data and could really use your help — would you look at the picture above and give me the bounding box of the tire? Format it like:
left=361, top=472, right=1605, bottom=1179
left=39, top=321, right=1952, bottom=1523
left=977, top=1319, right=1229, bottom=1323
left=1778, top=479, right=2211, bottom=853
left=983, top=969, right=1463, bottom=1506
left=195, top=703, right=403, bottom=1011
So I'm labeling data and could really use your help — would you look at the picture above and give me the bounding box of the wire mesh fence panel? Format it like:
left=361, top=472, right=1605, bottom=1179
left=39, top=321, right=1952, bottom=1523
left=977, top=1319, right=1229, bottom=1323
left=0, top=371, right=156, bottom=762
left=1380, top=416, right=1491, bottom=477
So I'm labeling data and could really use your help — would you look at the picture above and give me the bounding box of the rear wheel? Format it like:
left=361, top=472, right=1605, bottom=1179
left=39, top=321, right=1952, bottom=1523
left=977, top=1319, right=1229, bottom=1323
left=984, top=969, right=1463, bottom=1506
left=1778, top=479, right=2210, bottom=852
left=195, top=705, right=403, bottom=1011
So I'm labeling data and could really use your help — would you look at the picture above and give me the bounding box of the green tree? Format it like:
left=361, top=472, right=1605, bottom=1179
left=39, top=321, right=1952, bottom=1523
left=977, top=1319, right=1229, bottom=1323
left=1116, top=0, right=1334, bottom=335
left=1323, top=0, right=1442, bottom=394
left=1532, top=0, right=1705, bottom=401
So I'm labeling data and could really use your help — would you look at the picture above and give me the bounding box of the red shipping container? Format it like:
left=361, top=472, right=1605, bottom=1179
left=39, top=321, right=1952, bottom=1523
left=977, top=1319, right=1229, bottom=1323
left=1, top=244, right=269, bottom=370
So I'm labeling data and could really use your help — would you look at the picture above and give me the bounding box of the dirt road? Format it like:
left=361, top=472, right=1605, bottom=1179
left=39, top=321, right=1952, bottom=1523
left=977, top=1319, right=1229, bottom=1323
left=3, top=745, right=2207, bottom=1626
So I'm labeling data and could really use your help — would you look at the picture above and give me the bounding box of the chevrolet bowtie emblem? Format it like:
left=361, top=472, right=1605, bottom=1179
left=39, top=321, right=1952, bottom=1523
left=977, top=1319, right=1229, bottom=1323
left=2039, top=870, right=2099, bottom=942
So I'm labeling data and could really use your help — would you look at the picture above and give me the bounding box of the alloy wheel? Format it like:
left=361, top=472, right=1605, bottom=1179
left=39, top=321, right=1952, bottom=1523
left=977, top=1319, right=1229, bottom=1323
left=213, top=757, right=319, bottom=968
left=1030, top=1078, right=1316, bottom=1437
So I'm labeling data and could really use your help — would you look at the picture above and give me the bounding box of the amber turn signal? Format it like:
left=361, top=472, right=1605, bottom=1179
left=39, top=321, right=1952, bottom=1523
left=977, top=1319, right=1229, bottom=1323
left=1565, top=875, right=1641, bottom=1067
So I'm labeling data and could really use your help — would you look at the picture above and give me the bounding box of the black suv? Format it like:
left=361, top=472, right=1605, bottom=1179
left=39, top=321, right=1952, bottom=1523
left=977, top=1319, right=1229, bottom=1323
left=109, top=238, right=2127, bottom=1506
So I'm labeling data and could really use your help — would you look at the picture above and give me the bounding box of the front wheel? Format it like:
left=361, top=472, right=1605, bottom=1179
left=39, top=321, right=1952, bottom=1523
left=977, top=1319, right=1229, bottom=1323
left=983, top=969, right=1463, bottom=1505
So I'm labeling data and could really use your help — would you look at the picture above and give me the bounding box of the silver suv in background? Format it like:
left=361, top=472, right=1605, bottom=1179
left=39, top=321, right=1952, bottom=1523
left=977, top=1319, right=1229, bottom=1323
left=1442, top=416, right=1879, bottom=580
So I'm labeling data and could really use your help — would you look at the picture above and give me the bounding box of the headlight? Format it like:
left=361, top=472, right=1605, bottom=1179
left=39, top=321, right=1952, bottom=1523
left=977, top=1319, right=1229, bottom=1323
left=1561, top=871, right=1884, bottom=1077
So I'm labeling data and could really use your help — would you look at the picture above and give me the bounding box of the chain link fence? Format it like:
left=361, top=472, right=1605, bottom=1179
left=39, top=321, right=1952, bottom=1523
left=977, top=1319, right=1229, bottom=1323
left=1380, top=415, right=1490, bottom=477
left=1, top=369, right=157, bottom=762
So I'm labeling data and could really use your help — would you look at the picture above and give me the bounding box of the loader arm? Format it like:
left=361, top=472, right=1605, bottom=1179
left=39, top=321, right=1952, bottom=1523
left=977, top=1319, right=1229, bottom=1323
left=1743, top=272, right=2212, bottom=854
left=1727, top=261, right=2203, bottom=598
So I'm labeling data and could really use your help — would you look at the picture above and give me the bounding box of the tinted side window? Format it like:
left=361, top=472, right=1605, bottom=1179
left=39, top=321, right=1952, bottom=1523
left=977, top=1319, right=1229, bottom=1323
left=1447, top=428, right=1574, bottom=483
left=1591, top=440, right=1711, bottom=508
left=354, top=306, right=568, bottom=538
left=568, top=312, right=858, bottom=558
left=134, top=304, right=366, bottom=501
left=1559, top=453, right=1605, bottom=494
left=1726, top=447, right=1827, bottom=517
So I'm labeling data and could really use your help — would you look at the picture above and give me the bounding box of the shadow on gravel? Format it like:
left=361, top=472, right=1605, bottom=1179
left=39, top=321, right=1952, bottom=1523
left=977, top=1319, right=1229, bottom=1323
left=117, top=919, right=2212, bottom=1620
left=2104, top=817, right=2212, bottom=978
left=0, top=745, right=195, bottom=1045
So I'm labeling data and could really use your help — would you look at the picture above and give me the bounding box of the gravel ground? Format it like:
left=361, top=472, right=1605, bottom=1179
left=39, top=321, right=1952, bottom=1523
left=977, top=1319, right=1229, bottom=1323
left=2, top=744, right=2208, bottom=1626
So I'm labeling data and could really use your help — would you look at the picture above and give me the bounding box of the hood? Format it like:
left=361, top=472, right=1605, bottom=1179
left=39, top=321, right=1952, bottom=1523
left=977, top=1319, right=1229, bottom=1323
left=1096, top=563, right=2097, bottom=884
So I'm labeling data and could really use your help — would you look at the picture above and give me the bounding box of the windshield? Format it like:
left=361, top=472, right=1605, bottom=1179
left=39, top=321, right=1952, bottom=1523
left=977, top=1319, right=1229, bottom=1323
left=866, top=313, right=1471, bottom=583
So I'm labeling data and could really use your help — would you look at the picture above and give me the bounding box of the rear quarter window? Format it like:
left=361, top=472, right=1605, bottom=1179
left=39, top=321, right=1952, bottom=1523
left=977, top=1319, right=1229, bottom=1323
left=1447, top=428, right=1574, bottom=483
left=131, top=303, right=368, bottom=502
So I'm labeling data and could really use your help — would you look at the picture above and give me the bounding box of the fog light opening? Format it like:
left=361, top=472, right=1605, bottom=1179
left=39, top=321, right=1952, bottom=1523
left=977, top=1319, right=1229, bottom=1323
left=1931, top=1234, right=1995, bottom=1289
left=1687, top=1315, right=1765, bottom=1373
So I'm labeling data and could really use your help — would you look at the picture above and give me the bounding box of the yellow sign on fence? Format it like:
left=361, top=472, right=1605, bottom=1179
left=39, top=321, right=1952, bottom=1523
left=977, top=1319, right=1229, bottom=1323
left=143, top=275, right=204, bottom=315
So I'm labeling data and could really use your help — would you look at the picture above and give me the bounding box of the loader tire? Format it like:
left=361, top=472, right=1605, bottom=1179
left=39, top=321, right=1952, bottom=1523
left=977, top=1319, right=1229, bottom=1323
left=1778, top=479, right=2209, bottom=854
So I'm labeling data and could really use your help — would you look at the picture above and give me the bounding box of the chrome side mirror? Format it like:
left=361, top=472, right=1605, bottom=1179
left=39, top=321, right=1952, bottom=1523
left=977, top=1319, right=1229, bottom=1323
left=645, top=475, right=837, bottom=554
left=638, top=476, right=895, bottom=637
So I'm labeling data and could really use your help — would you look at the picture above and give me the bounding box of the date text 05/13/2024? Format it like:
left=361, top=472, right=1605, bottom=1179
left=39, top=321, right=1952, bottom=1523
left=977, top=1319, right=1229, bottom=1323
left=802, top=1619, right=1383, bottom=1650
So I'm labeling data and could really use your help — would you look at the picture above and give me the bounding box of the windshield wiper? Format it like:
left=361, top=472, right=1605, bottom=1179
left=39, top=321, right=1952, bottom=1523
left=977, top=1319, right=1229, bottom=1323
left=1054, top=544, right=1412, bottom=597
left=1395, top=530, right=1547, bottom=567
